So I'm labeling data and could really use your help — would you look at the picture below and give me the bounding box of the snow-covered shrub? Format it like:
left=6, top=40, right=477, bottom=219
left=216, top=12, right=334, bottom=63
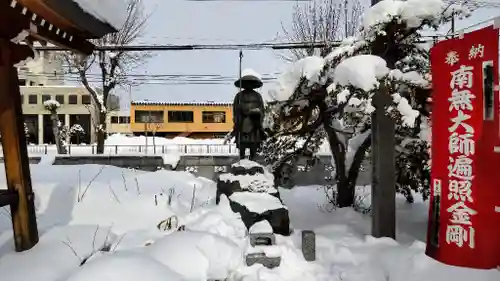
left=264, top=0, right=469, bottom=207
left=43, top=99, right=61, bottom=112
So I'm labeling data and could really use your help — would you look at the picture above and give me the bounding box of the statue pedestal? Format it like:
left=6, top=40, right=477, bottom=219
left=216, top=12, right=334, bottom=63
left=215, top=160, right=290, bottom=236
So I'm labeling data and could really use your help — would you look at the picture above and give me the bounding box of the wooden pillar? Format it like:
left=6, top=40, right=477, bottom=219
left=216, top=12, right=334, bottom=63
left=0, top=39, right=39, bottom=251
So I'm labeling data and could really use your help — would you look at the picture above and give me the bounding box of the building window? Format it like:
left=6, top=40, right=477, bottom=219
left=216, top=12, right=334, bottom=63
left=21, top=94, right=24, bottom=104
left=41, top=95, right=51, bottom=102
left=135, top=110, right=164, bottom=123
left=119, top=116, right=130, bottom=124
left=202, top=111, right=226, bottom=123
left=81, top=95, right=91, bottom=105
left=19, top=79, right=26, bottom=86
left=28, top=94, right=37, bottom=104
left=168, top=111, right=194, bottom=123
left=68, top=95, right=78, bottom=104
left=29, top=81, right=36, bottom=86
left=111, top=116, right=119, bottom=123
left=55, top=95, right=65, bottom=104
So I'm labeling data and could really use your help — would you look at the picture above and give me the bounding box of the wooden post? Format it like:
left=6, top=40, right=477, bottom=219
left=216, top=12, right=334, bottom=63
left=0, top=39, right=39, bottom=251
left=370, top=0, right=396, bottom=239
left=371, top=84, right=396, bottom=238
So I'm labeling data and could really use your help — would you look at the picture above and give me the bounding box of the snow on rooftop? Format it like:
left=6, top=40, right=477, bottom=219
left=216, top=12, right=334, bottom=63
left=333, top=55, right=389, bottom=92
left=72, top=0, right=129, bottom=31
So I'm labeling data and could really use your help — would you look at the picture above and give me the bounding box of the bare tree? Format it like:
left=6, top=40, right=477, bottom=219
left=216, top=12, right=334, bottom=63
left=281, top=0, right=364, bottom=61
left=64, top=0, right=151, bottom=153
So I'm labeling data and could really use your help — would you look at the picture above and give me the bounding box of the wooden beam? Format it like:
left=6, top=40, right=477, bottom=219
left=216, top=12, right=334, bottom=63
left=0, top=190, right=19, bottom=208
left=0, top=39, right=39, bottom=251
left=0, top=0, right=95, bottom=55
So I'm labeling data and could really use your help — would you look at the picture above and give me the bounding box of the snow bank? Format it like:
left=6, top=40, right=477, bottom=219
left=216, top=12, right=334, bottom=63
left=144, top=230, right=243, bottom=281
left=0, top=166, right=498, bottom=281
left=65, top=251, right=186, bottom=281
left=0, top=225, right=115, bottom=281
left=180, top=196, right=248, bottom=243
left=333, top=55, right=389, bottom=92
left=0, top=165, right=215, bottom=239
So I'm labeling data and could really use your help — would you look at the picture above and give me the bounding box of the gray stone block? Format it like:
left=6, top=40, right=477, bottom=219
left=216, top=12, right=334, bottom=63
left=245, top=253, right=281, bottom=269
left=249, top=233, right=276, bottom=246
left=301, top=230, right=316, bottom=261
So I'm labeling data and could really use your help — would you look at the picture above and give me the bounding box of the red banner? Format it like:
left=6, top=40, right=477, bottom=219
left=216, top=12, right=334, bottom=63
left=426, top=25, right=500, bottom=269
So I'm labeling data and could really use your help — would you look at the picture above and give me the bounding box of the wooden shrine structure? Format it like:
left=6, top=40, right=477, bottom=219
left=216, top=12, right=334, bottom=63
left=0, top=0, right=122, bottom=252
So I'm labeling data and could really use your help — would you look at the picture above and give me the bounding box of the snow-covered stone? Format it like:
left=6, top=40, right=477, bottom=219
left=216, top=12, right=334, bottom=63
left=249, top=220, right=273, bottom=234
left=229, top=192, right=286, bottom=214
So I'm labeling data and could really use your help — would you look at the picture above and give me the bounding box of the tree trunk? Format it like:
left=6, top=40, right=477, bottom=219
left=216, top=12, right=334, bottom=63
left=322, top=117, right=353, bottom=207
left=336, top=178, right=356, bottom=207
left=50, top=112, right=66, bottom=154
left=96, top=112, right=107, bottom=154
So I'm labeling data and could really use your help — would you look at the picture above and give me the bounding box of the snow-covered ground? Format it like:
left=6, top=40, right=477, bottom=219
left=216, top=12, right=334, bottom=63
left=2, top=134, right=332, bottom=156
left=0, top=164, right=498, bottom=281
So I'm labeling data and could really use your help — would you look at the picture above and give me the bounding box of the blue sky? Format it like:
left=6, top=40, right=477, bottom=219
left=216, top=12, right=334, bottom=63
left=115, top=0, right=500, bottom=108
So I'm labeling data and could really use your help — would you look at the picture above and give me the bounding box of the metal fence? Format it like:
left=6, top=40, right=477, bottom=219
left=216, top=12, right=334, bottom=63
left=0, top=144, right=332, bottom=156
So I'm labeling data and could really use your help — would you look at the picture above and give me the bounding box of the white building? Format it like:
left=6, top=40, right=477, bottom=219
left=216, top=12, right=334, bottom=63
left=17, top=51, right=99, bottom=144
left=21, top=86, right=98, bottom=144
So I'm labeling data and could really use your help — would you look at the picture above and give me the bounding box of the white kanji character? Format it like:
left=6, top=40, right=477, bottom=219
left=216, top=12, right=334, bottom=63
left=450, top=65, right=474, bottom=89
left=433, top=179, right=442, bottom=196
left=448, top=89, right=475, bottom=111
left=468, top=44, right=484, bottom=60
left=448, top=179, right=473, bottom=202
left=445, top=51, right=460, bottom=66
left=448, top=110, right=474, bottom=133
left=448, top=155, right=474, bottom=181
left=448, top=132, right=475, bottom=156
left=447, top=201, right=477, bottom=225
left=446, top=225, right=475, bottom=248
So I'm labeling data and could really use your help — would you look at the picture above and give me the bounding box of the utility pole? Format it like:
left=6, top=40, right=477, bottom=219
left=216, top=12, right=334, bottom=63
left=370, top=0, right=396, bottom=239
left=344, top=0, right=348, bottom=37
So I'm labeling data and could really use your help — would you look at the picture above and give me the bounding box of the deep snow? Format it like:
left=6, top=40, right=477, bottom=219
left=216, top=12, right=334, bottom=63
left=0, top=164, right=497, bottom=281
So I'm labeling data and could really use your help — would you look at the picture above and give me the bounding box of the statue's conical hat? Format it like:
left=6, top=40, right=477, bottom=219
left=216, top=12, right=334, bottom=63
left=235, top=69, right=263, bottom=89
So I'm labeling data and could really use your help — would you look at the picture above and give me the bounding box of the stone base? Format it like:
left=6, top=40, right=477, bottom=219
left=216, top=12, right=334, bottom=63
left=216, top=160, right=291, bottom=236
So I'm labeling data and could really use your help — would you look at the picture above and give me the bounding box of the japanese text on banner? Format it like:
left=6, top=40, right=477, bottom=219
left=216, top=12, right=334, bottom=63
left=445, top=48, right=480, bottom=248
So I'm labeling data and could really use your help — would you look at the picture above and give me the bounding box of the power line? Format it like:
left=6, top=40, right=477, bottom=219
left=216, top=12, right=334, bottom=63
left=444, top=0, right=500, bottom=8
left=33, top=41, right=342, bottom=52
left=33, top=36, right=444, bottom=52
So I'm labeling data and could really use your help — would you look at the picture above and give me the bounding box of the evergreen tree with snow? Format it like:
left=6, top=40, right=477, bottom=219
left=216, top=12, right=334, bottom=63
left=264, top=0, right=469, bottom=207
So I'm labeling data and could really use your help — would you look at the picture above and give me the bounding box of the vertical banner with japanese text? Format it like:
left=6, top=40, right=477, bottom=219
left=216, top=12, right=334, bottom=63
left=426, top=25, right=500, bottom=269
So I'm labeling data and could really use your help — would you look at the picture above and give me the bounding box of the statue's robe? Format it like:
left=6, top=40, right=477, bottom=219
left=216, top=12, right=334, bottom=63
left=232, top=89, right=265, bottom=149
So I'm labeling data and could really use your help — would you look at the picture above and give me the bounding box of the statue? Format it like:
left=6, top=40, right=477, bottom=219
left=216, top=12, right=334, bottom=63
left=232, top=70, right=266, bottom=160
